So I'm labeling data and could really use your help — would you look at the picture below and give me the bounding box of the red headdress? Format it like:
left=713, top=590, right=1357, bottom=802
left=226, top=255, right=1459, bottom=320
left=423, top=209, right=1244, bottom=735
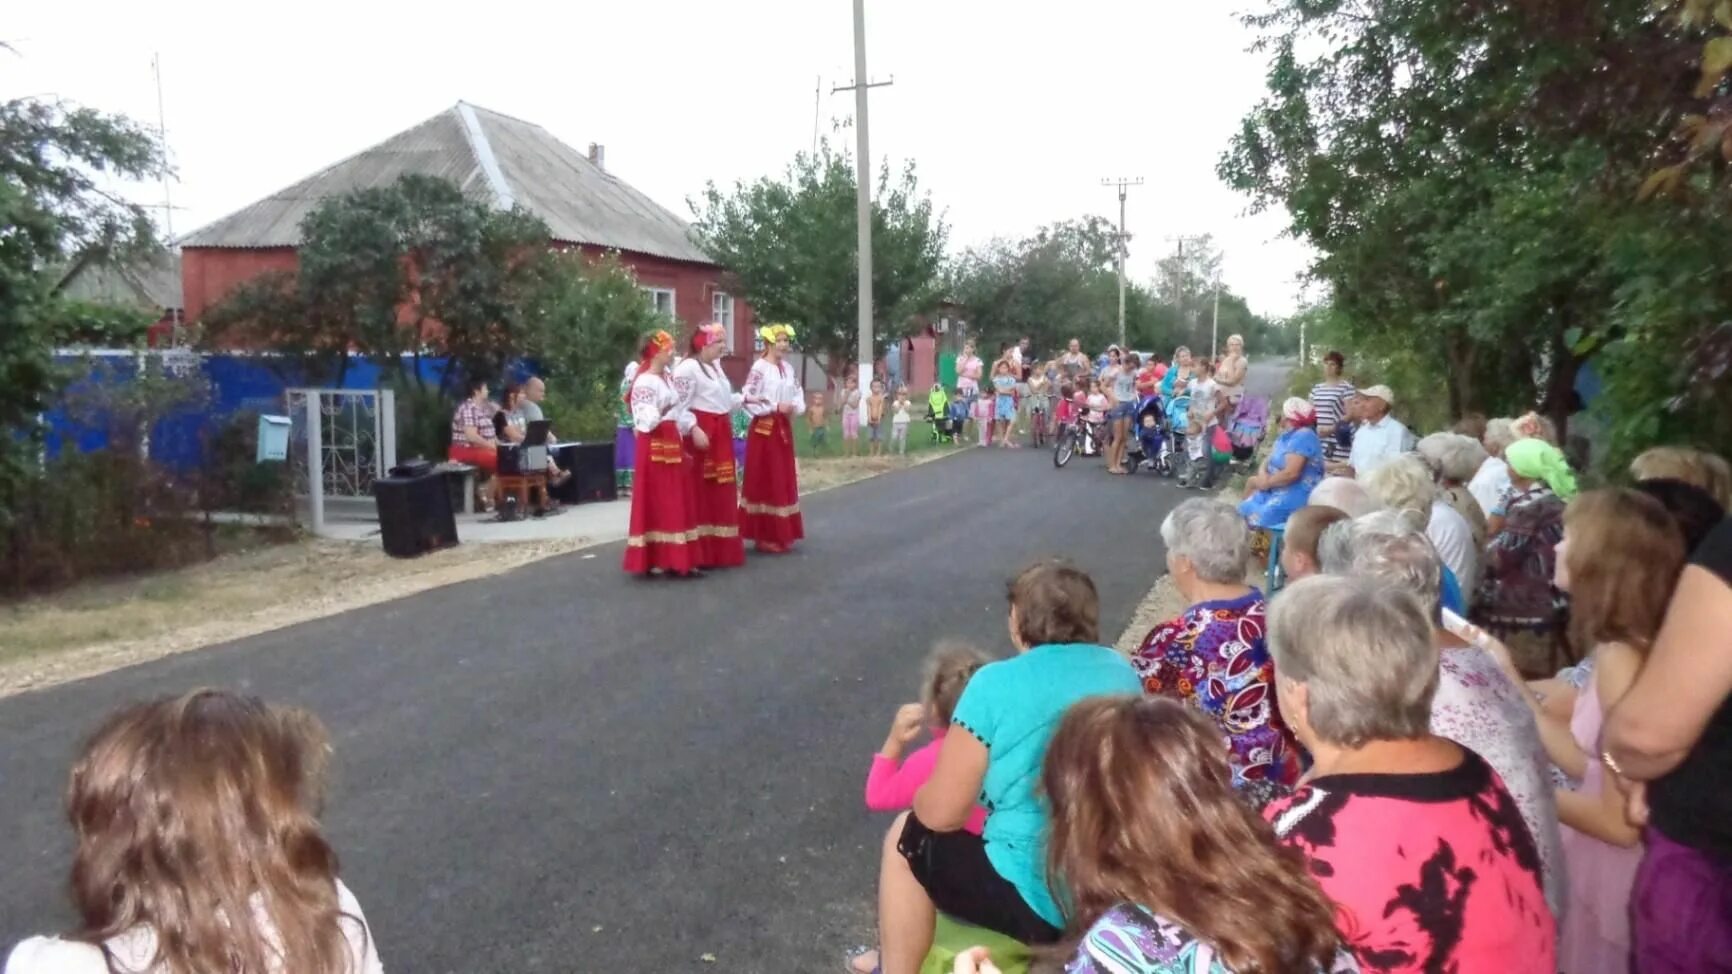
left=624, top=330, right=676, bottom=406
left=689, top=321, right=728, bottom=356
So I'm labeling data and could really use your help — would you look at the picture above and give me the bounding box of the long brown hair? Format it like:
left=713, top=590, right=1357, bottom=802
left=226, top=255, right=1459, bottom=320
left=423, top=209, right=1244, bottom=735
left=1042, top=696, right=1342, bottom=973
left=1562, top=488, right=1686, bottom=654
left=66, top=689, right=364, bottom=974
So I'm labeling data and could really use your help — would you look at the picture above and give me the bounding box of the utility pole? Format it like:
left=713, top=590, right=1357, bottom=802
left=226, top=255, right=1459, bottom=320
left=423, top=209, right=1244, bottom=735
left=1210, top=274, right=1222, bottom=360
left=151, top=53, right=174, bottom=239
left=835, top=2, right=893, bottom=399
left=1165, top=235, right=1206, bottom=352
left=1100, top=178, right=1142, bottom=350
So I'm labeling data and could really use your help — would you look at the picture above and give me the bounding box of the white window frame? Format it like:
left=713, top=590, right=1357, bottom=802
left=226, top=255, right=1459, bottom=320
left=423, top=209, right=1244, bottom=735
left=643, top=287, right=676, bottom=318
left=711, top=291, right=735, bottom=329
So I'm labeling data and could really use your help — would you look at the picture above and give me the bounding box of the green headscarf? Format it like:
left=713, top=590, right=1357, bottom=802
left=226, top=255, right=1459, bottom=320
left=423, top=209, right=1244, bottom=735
left=1505, top=437, right=1578, bottom=500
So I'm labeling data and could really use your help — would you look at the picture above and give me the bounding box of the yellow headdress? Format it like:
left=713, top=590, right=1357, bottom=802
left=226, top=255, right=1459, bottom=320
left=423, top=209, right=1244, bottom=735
left=758, top=323, right=797, bottom=345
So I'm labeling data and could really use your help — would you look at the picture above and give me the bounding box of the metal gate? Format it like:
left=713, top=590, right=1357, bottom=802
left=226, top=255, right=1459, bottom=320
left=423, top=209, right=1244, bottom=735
left=286, top=387, right=397, bottom=534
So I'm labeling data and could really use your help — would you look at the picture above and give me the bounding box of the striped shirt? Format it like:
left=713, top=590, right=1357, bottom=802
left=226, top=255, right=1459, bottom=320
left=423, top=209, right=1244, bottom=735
left=1310, top=381, right=1355, bottom=458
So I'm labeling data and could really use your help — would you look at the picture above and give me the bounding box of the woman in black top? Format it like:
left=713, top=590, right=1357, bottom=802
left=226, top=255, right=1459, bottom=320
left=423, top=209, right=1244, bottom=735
left=1603, top=516, right=1732, bottom=974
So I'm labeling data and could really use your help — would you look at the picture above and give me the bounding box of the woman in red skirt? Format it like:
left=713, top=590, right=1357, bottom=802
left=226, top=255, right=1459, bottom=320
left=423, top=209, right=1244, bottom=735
left=622, top=330, right=701, bottom=577
left=739, top=324, right=806, bottom=553
left=672, top=322, right=746, bottom=568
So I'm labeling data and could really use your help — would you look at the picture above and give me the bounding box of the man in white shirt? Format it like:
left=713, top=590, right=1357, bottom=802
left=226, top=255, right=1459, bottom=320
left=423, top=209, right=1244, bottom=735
left=1330, top=384, right=1410, bottom=479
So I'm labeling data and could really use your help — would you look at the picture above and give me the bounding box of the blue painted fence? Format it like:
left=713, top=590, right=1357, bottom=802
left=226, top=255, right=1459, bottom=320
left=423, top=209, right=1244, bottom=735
left=44, top=352, right=455, bottom=473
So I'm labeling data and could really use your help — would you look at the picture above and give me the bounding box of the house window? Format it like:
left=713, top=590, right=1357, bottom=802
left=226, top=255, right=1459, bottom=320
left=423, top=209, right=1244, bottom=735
left=644, top=287, right=676, bottom=318
left=711, top=291, right=734, bottom=329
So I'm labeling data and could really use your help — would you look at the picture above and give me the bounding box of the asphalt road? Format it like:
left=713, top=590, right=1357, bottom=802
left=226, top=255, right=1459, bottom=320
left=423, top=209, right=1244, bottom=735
left=0, top=363, right=1288, bottom=973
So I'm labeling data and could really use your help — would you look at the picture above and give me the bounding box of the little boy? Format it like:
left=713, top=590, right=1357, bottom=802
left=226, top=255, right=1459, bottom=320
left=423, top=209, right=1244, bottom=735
left=807, top=393, right=829, bottom=452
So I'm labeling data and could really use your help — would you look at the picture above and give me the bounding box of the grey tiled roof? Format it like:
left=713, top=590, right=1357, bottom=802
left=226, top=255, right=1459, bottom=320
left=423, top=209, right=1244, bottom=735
left=178, top=102, right=712, bottom=265
left=57, top=247, right=183, bottom=310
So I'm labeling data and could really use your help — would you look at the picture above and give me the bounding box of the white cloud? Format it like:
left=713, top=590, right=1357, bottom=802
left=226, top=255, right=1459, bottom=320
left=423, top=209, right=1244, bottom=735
left=3, top=0, right=1312, bottom=315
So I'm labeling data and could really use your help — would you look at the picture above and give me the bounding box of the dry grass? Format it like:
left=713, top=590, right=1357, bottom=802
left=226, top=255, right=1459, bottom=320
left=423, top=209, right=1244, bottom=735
left=0, top=448, right=963, bottom=699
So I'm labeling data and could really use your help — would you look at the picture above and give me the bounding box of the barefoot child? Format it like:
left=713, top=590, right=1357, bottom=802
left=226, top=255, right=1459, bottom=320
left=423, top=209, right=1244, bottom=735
left=851, top=641, right=993, bottom=974
left=807, top=389, right=829, bottom=453
left=841, top=375, right=863, bottom=457
left=867, top=379, right=888, bottom=458
left=971, top=386, right=995, bottom=447
left=892, top=386, right=912, bottom=455
left=991, top=360, right=1019, bottom=448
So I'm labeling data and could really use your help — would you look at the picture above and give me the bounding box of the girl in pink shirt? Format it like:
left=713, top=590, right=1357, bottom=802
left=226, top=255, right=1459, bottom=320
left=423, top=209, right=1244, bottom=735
left=853, top=642, right=993, bottom=974
left=864, top=641, right=992, bottom=833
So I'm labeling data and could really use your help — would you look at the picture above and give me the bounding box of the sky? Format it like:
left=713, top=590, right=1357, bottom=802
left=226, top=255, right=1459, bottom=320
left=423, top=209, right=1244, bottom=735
left=4, top=0, right=1316, bottom=317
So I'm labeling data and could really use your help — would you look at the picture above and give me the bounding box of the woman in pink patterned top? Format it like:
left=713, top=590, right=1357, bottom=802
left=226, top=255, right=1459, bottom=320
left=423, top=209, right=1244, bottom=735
left=1264, top=575, right=1555, bottom=974
left=1326, top=511, right=1565, bottom=919
left=1134, top=500, right=1302, bottom=806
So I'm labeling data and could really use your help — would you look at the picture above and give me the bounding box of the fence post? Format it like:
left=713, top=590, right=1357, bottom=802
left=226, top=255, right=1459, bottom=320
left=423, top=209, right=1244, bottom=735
left=306, top=392, right=324, bottom=536
left=380, top=388, right=397, bottom=472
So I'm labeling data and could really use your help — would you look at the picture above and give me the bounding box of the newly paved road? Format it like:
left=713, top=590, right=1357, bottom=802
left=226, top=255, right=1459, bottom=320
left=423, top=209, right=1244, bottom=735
left=0, top=363, right=1287, bottom=972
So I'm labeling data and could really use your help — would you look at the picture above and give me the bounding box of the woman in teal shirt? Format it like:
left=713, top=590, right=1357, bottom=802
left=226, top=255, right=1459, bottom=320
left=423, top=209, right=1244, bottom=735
left=871, top=560, right=1141, bottom=974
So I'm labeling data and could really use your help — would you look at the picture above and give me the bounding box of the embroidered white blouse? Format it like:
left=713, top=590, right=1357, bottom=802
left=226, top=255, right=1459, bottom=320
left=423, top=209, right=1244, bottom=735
left=672, top=357, right=742, bottom=418
left=742, top=359, right=806, bottom=418
left=630, top=371, right=693, bottom=435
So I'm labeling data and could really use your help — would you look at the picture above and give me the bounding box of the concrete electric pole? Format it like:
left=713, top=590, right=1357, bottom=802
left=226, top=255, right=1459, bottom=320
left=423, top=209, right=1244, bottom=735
left=1101, top=178, right=1143, bottom=350
left=835, top=1, right=893, bottom=399
left=1165, top=235, right=1207, bottom=352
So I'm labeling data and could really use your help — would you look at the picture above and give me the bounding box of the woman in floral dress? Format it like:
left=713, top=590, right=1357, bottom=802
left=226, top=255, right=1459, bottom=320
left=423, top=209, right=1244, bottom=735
left=1133, top=499, right=1303, bottom=806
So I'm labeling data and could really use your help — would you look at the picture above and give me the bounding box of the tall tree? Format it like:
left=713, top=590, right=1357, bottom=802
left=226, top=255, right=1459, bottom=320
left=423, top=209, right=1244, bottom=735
left=689, top=140, right=947, bottom=370
left=1221, top=0, right=1732, bottom=466
left=0, top=98, right=163, bottom=522
left=201, top=174, right=551, bottom=390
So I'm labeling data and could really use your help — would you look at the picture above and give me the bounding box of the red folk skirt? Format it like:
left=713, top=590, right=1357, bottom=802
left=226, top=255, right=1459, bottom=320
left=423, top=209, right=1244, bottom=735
left=688, top=410, right=745, bottom=567
left=622, top=422, right=699, bottom=575
left=739, top=412, right=804, bottom=548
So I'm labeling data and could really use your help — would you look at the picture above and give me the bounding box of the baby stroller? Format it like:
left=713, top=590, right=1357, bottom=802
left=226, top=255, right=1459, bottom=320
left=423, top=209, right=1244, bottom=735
left=1158, top=394, right=1192, bottom=478
left=1227, top=395, right=1272, bottom=463
left=1123, top=394, right=1174, bottom=475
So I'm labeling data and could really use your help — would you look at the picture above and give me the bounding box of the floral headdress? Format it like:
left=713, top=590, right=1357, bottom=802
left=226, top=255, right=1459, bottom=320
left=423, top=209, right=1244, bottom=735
left=758, top=323, right=797, bottom=346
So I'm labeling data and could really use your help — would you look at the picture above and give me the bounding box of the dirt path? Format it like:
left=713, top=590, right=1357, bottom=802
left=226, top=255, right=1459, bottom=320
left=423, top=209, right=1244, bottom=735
left=0, top=447, right=961, bottom=698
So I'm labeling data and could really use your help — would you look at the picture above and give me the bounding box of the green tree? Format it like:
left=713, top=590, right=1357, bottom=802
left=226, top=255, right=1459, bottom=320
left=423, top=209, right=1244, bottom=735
left=201, top=174, right=551, bottom=391
left=689, top=140, right=947, bottom=370
left=1220, top=0, right=1732, bottom=467
left=519, top=251, right=668, bottom=438
left=0, top=97, right=163, bottom=524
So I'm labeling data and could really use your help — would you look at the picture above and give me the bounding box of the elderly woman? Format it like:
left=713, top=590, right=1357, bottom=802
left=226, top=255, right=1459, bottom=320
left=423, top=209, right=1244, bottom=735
left=1330, top=512, right=1565, bottom=920
left=1263, top=575, right=1556, bottom=971
left=1473, top=437, right=1577, bottom=677
left=1134, top=499, right=1302, bottom=804
left=1238, top=397, right=1325, bottom=530
left=1631, top=445, right=1732, bottom=510
left=1469, top=417, right=1517, bottom=519
left=1417, top=432, right=1490, bottom=552
left=1363, top=453, right=1479, bottom=596
left=1309, top=475, right=1380, bottom=518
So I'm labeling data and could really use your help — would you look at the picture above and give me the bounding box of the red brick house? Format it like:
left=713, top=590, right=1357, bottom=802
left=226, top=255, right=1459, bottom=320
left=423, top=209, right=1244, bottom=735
left=178, top=102, right=755, bottom=378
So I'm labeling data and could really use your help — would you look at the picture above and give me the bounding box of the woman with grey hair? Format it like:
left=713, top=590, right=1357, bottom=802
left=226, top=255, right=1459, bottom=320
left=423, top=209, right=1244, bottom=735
left=1334, top=513, right=1566, bottom=920
left=1134, top=499, right=1302, bottom=803
left=1470, top=417, right=1518, bottom=518
left=1417, top=432, right=1490, bottom=552
left=1263, top=575, right=1556, bottom=971
left=1363, top=454, right=1479, bottom=595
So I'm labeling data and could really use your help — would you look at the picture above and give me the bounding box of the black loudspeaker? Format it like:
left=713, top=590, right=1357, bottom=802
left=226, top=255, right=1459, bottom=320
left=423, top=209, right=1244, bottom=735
left=373, top=471, right=458, bottom=558
left=552, top=442, right=617, bottom=504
